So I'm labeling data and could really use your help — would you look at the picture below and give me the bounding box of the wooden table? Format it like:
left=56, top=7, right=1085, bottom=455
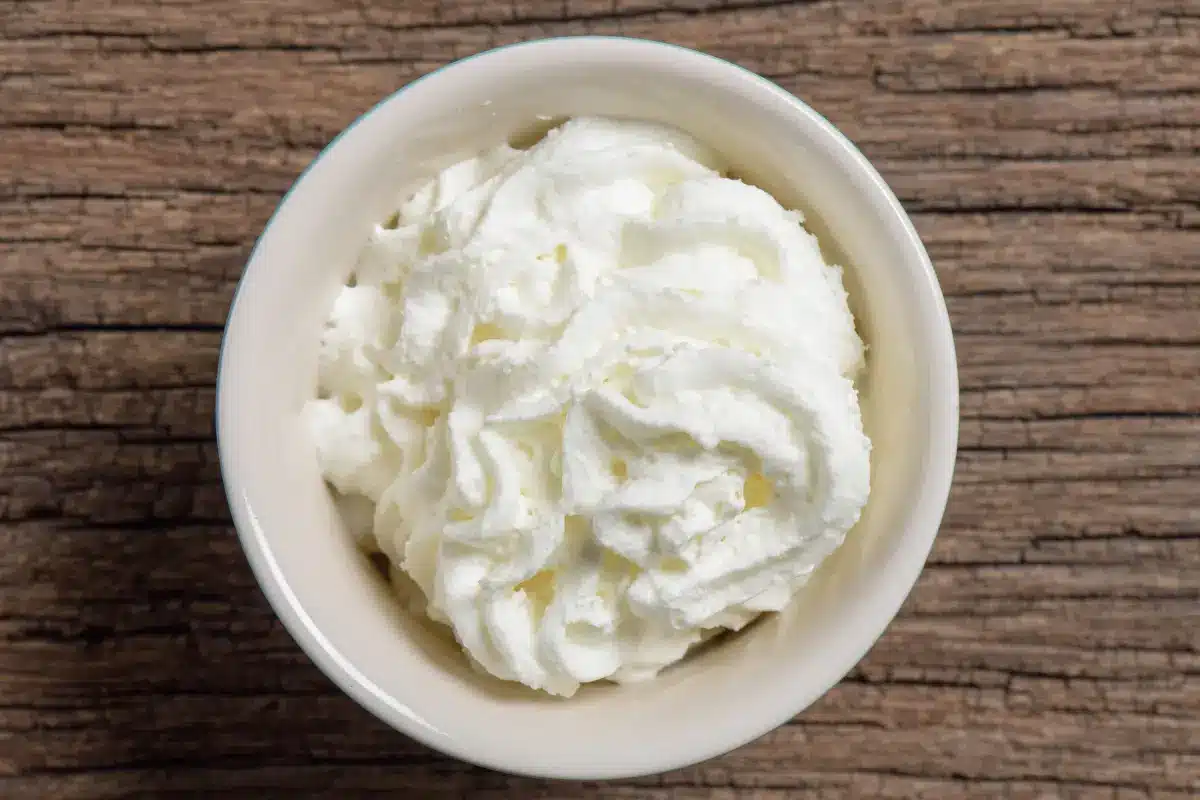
left=2, top=1, right=1197, bottom=797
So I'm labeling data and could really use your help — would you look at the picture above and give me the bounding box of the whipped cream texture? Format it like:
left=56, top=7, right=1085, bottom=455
left=305, top=117, right=871, bottom=696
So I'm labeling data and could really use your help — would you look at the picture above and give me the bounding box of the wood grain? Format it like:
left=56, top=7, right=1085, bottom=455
left=1, top=0, right=1198, bottom=797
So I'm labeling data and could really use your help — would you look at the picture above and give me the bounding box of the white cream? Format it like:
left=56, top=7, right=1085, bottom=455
left=305, top=117, right=871, bottom=697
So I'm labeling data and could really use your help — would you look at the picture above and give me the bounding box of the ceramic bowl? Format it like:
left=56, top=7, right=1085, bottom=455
left=217, top=36, right=958, bottom=780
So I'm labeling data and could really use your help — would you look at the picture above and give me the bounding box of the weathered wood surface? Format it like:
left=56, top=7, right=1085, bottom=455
left=1, top=0, right=1198, bottom=797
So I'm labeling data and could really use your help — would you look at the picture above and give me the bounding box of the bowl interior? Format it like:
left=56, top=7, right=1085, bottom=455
left=218, top=38, right=957, bottom=779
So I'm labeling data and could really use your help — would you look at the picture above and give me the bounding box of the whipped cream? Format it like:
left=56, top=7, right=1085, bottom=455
left=305, top=117, right=871, bottom=696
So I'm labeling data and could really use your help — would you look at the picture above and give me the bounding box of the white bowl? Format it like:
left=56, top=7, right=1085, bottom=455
left=217, top=36, right=958, bottom=780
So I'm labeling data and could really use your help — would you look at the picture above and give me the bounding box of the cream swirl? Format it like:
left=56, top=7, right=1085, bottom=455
left=305, top=117, right=871, bottom=696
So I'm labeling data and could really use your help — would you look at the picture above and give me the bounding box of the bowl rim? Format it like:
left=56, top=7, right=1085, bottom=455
left=217, top=35, right=960, bottom=780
